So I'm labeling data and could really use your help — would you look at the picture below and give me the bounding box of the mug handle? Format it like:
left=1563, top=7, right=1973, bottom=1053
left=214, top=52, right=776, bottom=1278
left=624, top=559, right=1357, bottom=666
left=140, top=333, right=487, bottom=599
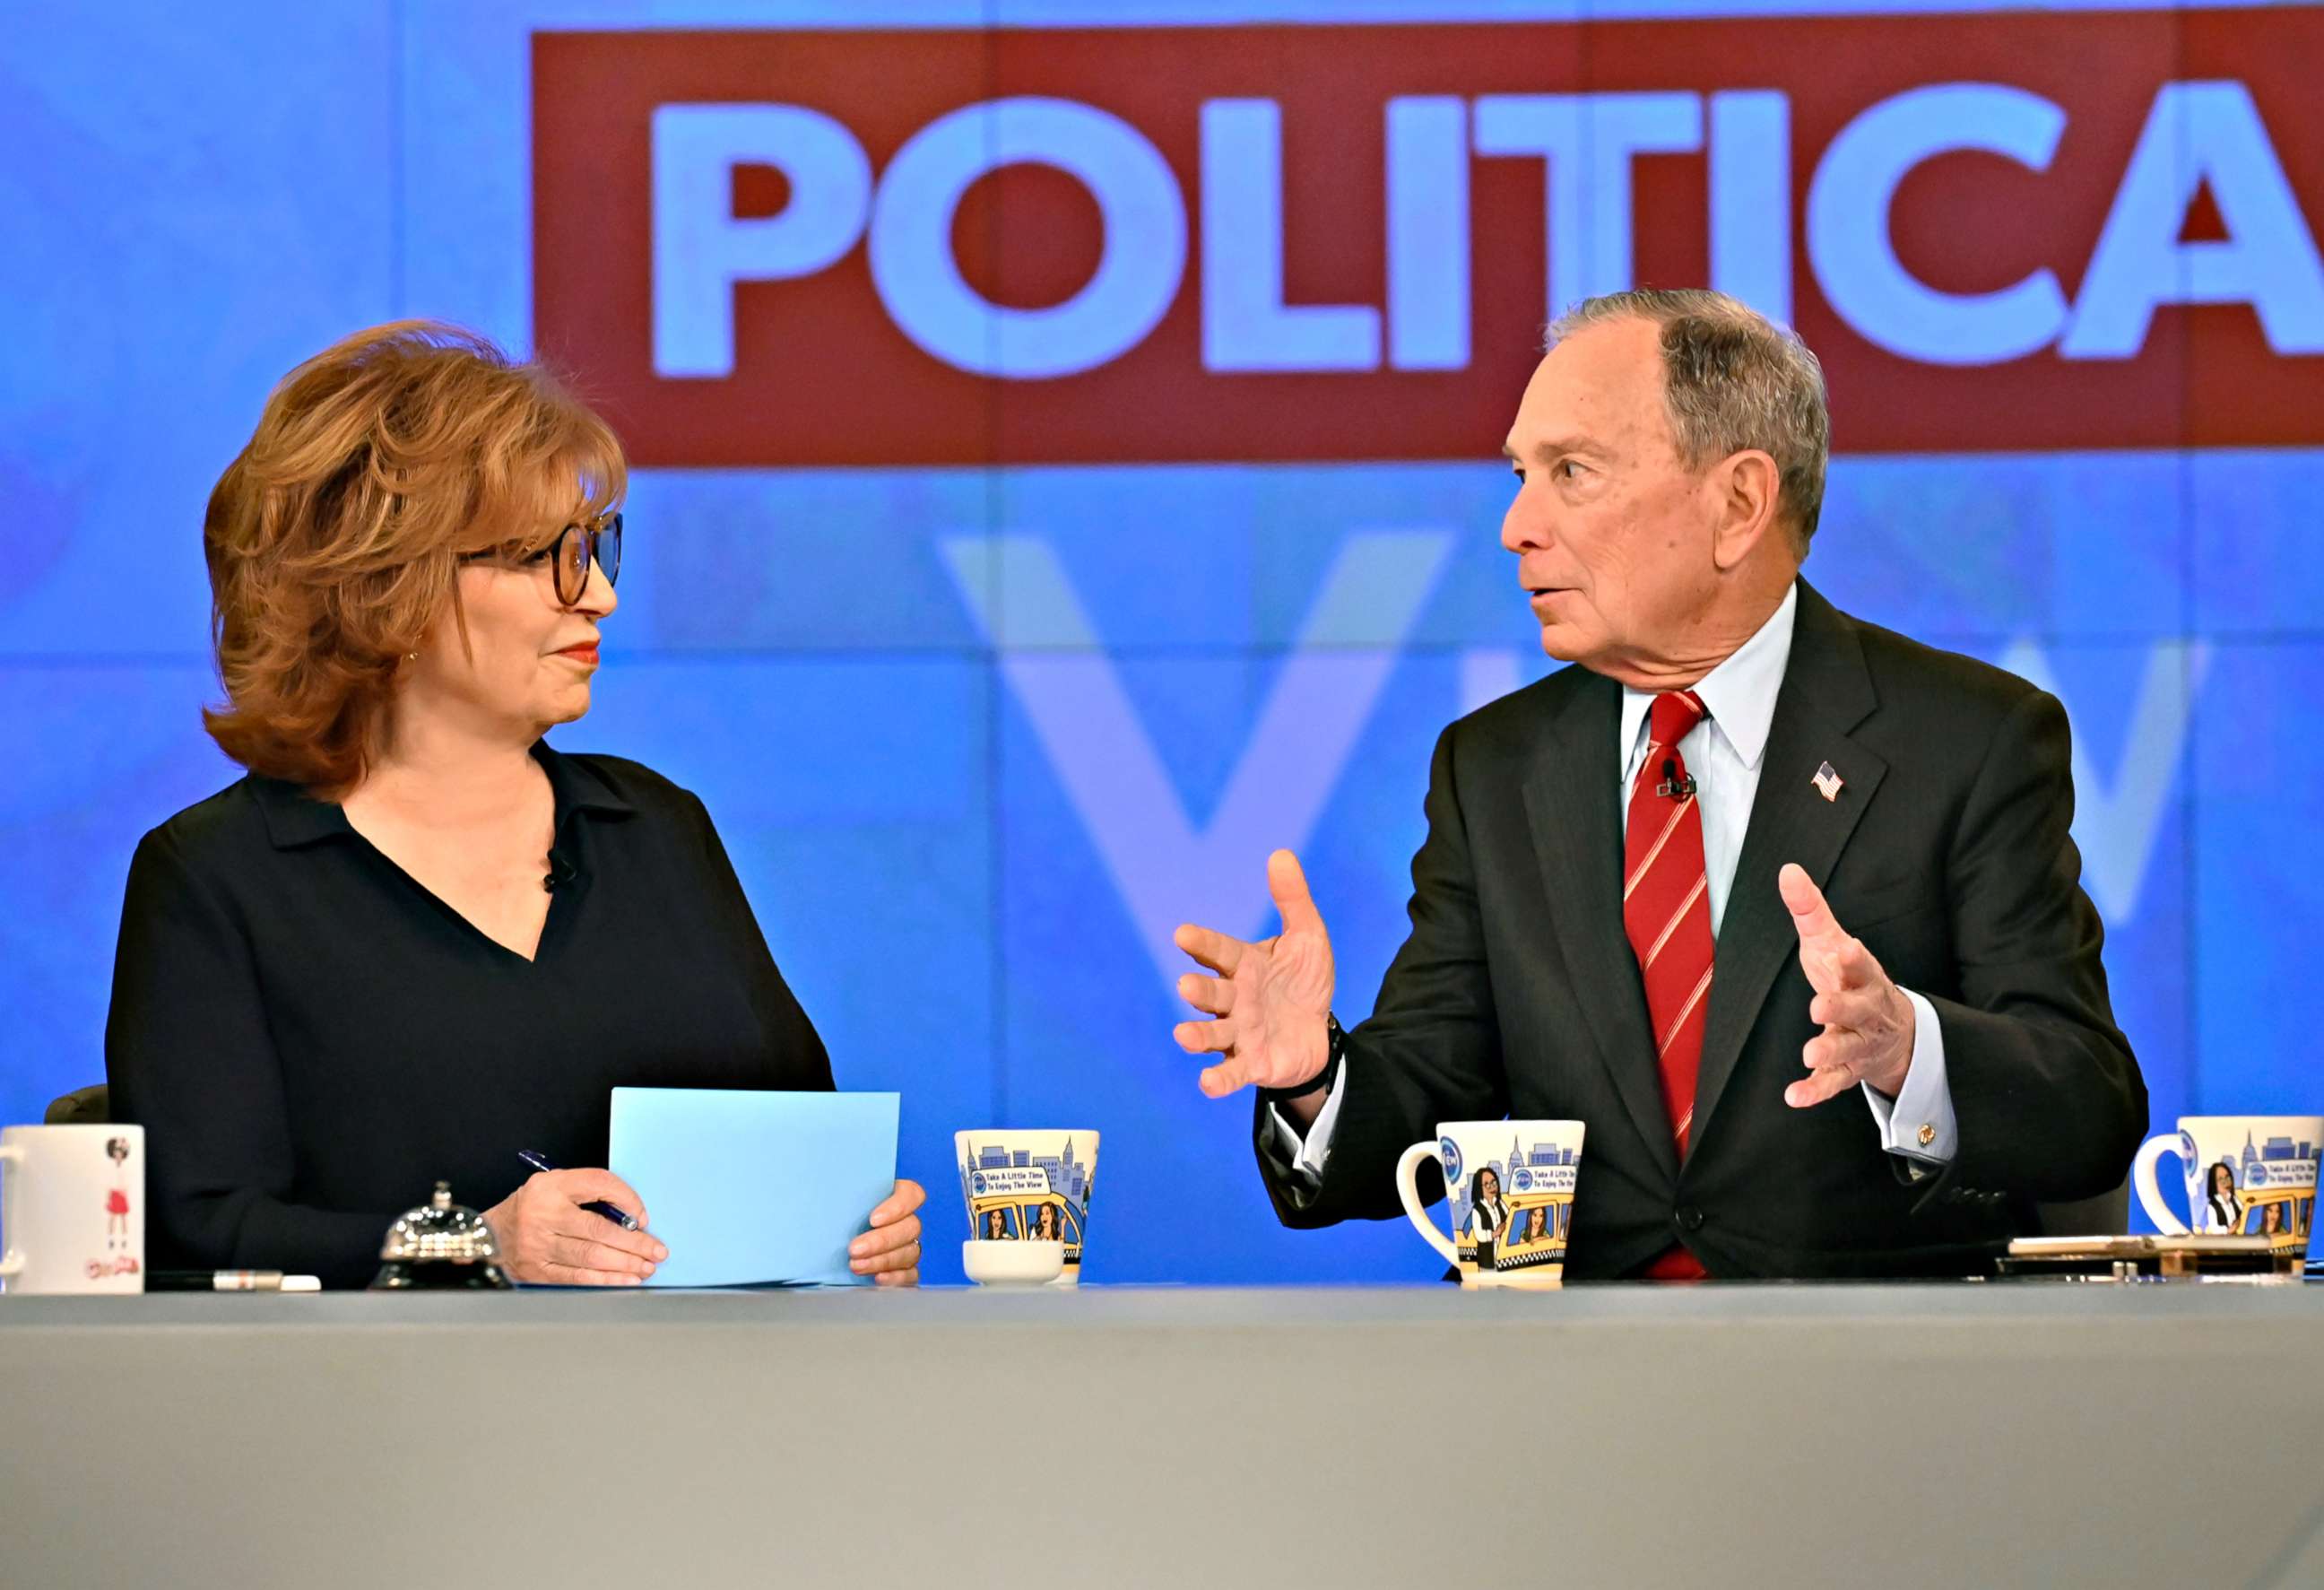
left=0, top=1144, right=22, bottom=1277
left=1395, top=1141, right=1461, bottom=1266
left=2131, top=1133, right=2192, bottom=1235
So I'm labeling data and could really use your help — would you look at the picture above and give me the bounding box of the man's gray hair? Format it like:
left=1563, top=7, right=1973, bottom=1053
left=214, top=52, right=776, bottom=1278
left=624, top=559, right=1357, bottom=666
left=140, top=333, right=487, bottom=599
left=1547, top=289, right=1830, bottom=552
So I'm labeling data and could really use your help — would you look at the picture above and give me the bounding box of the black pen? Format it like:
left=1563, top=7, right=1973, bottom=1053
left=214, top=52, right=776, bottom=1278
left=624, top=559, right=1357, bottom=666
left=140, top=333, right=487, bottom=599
left=516, top=1149, right=642, bottom=1231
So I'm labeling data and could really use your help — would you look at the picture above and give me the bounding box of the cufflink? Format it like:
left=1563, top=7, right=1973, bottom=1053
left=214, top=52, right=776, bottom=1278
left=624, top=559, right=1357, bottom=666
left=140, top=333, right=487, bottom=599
left=1917, top=1123, right=1936, bottom=1148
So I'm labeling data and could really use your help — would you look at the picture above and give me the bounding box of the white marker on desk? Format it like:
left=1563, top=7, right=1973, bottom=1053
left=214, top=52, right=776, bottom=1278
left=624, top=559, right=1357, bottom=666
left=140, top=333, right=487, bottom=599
left=147, top=1271, right=322, bottom=1292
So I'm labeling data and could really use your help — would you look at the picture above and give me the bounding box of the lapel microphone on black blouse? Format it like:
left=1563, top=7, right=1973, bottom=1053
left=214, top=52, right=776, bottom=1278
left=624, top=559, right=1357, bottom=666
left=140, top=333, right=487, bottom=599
left=542, top=847, right=577, bottom=894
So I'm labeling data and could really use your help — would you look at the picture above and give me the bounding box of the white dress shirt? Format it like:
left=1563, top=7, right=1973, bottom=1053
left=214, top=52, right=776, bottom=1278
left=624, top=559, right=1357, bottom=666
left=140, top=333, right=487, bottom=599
left=1272, top=585, right=1959, bottom=1185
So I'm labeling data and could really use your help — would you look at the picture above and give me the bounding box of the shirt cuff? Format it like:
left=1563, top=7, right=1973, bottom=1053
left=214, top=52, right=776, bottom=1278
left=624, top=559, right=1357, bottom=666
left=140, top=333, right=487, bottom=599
left=1265, top=1059, right=1350, bottom=1188
left=1860, top=989, right=1957, bottom=1166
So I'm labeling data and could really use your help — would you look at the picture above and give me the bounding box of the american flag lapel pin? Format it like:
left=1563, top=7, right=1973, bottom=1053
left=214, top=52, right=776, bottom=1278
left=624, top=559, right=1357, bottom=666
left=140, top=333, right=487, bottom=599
left=1812, top=760, right=1844, bottom=802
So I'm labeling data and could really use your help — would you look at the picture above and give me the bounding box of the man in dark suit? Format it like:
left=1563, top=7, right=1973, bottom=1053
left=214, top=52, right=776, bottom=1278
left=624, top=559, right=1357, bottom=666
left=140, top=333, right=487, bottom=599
left=1170, top=289, right=2146, bottom=1279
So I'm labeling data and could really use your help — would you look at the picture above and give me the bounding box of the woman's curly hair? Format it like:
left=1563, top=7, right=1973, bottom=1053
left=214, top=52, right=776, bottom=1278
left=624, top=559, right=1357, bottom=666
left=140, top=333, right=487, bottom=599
left=201, top=321, right=625, bottom=797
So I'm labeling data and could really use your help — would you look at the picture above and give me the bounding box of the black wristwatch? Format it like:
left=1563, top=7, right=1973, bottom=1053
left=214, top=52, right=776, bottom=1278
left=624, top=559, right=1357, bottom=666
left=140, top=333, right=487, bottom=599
left=1258, top=1014, right=1346, bottom=1106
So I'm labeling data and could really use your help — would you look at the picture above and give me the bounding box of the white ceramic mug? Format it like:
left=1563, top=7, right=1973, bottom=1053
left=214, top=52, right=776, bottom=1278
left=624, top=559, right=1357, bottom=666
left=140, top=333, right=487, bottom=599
left=1396, top=1120, right=1584, bottom=1287
left=956, top=1130, right=1098, bottom=1286
left=2132, top=1115, right=2320, bottom=1261
left=0, top=1124, right=146, bottom=1295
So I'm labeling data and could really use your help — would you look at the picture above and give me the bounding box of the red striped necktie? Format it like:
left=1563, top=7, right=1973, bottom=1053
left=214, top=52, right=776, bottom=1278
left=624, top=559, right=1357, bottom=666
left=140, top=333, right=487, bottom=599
left=1624, top=691, right=1714, bottom=1282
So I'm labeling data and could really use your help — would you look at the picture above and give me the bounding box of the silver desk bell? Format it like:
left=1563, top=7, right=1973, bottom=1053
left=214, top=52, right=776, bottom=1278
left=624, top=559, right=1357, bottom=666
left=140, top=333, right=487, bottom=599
left=370, top=1181, right=513, bottom=1290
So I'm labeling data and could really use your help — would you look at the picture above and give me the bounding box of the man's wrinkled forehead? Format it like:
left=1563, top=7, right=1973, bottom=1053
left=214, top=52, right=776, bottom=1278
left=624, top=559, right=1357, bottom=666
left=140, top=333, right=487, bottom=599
left=1506, top=317, right=1669, bottom=458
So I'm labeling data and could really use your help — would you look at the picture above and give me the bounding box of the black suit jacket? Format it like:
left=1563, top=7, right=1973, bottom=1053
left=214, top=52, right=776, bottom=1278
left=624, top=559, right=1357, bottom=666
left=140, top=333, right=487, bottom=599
left=1255, top=581, right=2146, bottom=1278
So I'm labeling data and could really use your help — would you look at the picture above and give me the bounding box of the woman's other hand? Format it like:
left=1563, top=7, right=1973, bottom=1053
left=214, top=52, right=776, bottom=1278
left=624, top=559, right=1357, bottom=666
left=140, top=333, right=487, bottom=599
left=849, top=1179, right=924, bottom=1286
left=483, top=1169, right=666, bottom=1285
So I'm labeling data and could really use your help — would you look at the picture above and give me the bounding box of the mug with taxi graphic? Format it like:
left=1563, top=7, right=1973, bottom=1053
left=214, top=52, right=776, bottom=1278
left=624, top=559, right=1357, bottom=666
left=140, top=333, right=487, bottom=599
left=2133, top=1114, right=2320, bottom=1262
left=1396, top=1120, right=1584, bottom=1288
left=956, top=1129, right=1098, bottom=1285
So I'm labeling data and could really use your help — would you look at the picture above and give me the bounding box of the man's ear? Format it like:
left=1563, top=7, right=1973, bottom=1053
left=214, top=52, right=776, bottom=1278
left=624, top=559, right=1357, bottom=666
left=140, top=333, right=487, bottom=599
left=1710, top=449, right=1783, bottom=571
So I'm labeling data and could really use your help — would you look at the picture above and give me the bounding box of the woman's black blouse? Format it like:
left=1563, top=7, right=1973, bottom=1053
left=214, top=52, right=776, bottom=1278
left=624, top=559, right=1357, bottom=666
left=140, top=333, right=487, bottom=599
left=105, top=744, right=833, bottom=1288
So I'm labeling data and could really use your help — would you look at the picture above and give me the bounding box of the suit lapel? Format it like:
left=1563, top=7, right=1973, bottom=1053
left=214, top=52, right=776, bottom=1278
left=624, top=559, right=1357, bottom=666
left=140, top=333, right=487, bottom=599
left=1521, top=673, right=1678, bottom=1185
left=1691, top=582, right=1887, bottom=1149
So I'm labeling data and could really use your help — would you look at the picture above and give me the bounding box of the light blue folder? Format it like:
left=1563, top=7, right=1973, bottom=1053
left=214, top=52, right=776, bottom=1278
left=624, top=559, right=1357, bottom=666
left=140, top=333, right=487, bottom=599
left=608, top=1088, right=900, bottom=1288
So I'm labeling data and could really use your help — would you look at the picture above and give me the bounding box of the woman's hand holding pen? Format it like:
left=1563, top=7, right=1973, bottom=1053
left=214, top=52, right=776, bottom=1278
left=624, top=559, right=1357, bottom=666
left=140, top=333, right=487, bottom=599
left=481, top=1168, right=920, bottom=1286
left=483, top=1168, right=668, bottom=1285
left=849, top=1179, right=925, bottom=1286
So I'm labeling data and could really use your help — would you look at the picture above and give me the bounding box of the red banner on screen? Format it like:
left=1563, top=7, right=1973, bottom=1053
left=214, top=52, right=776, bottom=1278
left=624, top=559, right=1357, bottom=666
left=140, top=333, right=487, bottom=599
left=533, top=11, right=2324, bottom=465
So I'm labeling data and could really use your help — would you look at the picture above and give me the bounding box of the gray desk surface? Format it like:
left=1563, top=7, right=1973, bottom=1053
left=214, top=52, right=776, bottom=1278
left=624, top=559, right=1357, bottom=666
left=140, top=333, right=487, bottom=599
left=4, top=1282, right=2320, bottom=1589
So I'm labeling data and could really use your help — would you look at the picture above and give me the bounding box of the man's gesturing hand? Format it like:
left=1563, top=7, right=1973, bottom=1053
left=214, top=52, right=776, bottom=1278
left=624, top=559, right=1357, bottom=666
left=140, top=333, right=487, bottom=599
left=1778, top=862, right=1915, bottom=1107
left=1172, top=849, right=1335, bottom=1099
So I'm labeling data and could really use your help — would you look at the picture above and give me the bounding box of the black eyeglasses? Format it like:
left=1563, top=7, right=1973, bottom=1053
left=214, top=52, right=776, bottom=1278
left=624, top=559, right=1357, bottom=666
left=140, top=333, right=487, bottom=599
left=464, top=512, right=622, bottom=605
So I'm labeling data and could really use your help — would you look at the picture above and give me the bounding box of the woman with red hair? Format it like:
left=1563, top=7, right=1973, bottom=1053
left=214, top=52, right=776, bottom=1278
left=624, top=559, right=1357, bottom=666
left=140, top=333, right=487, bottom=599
left=106, top=322, right=923, bottom=1288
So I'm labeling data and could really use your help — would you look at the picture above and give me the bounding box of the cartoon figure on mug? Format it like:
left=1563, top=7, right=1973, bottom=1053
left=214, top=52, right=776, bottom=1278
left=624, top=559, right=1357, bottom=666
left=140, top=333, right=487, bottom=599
left=103, top=1136, right=133, bottom=1249
left=1465, top=1167, right=1510, bottom=1271
left=1491, top=1199, right=1565, bottom=1270
left=1028, top=1203, right=1062, bottom=1243
left=2201, top=1160, right=2243, bottom=1235
left=982, top=1207, right=1018, bottom=1240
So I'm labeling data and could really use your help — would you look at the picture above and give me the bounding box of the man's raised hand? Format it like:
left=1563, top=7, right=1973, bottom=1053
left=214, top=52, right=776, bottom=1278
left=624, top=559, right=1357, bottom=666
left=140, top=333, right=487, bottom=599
left=1172, top=849, right=1336, bottom=1100
left=1778, top=862, right=1915, bottom=1107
